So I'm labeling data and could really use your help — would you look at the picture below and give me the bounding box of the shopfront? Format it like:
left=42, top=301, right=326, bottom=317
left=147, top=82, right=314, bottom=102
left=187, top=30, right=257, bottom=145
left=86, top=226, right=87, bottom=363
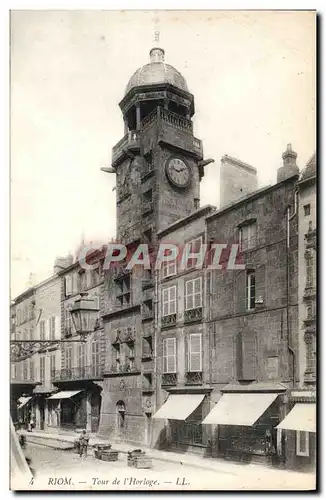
left=277, top=398, right=316, bottom=471
left=152, top=390, right=211, bottom=454
left=202, top=389, right=285, bottom=465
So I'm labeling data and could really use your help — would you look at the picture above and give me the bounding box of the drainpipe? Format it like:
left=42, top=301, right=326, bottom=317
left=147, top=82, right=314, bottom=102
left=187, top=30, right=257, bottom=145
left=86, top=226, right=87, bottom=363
left=153, top=266, right=159, bottom=410
left=286, top=205, right=295, bottom=387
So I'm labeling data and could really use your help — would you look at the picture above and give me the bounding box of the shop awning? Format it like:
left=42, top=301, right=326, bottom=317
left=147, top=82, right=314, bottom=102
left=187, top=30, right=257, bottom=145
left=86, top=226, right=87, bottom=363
left=152, top=394, right=205, bottom=421
left=202, top=393, right=279, bottom=426
left=17, top=396, right=32, bottom=409
left=47, top=390, right=82, bottom=400
left=276, top=403, right=316, bottom=433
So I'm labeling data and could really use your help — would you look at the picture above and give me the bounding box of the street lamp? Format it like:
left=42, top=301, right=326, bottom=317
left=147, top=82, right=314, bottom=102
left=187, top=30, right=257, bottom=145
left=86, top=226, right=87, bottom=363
left=10, top=293, right=100, bottom=363
left=70, top=292, right=99, bottom=339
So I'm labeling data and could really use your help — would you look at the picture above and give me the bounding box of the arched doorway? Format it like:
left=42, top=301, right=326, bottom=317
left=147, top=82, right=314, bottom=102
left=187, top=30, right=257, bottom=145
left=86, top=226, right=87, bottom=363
left=116, top=401, right=126, bottom=435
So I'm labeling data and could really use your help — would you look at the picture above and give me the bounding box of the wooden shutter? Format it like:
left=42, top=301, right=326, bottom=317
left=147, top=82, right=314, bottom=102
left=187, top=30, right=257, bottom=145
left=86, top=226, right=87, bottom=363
left=235, top=332, right=243, bottom=380
left=185, top=280, right=194, bottom=310
left=189, top=334, right=202, bottom=372
left=164, top=338, right=176, bottom=373
left=241, top=332, right=257, bottom=381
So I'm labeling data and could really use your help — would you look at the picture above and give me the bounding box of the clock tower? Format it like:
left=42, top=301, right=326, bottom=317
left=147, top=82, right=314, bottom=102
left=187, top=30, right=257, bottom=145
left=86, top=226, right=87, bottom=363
left=110, top=47, right=205, bottom=246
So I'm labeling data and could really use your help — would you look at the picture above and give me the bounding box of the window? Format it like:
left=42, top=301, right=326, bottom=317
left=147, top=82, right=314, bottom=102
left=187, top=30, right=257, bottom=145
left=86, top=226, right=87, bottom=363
left=246, top=271, right=256, bottom=310
left=296, top=431, right=309, bottom=457
left=304, top=204, right=311, bottom=217
left=65, top=306, right=73, bottom=334
left=65, top=276, right=73, bottom=296
left=30, top=360, right=34, bottom=380
left=188, top=334, right=202, bottom=372
left=40, top=320, right=46, bottom=340
left=49, top=316, right=56, bottom=340
left=78, top=343, right=86, bottom=367
left=79, top=271, right=86, bottom=291
left=162, top=286, right=177, bottom=316
left=185, top=237, right=203, bottom=269
left=40, top=356, right=45, bottom=384
left=65, top=345, right=72, bottom=371
left=92, top=341, right=100, bottom=376
left=23, top=360, right=28, bottom=381
left=239, top=223, right=257, bottom=251
left=163, top=338, right=176, bottom=373
left=267, top=357, right=279, bottom=379
left=50, top=354, right=56, bottom=380
left=185, top=277, right=202, bottom=310
left=162, top=260, right=177, bottom=278
left=114, top=344, right=120, bottom=370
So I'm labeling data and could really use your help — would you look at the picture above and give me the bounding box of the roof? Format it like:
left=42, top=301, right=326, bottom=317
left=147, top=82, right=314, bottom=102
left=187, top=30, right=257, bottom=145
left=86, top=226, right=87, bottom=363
left=157, top=205, right=216, bottom=238
left=300, top=152, right=316, bottom=182
left=125, top=48, right=188, bottom=96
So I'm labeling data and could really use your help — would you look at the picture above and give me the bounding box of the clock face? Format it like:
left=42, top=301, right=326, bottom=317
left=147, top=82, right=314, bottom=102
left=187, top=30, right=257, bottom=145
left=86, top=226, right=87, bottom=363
left=165, top=157, right=191, bottom=188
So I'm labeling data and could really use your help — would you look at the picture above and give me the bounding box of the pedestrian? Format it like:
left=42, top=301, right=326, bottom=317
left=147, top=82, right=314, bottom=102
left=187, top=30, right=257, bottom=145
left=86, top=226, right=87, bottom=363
left=78, top=429, right=89, bottom=458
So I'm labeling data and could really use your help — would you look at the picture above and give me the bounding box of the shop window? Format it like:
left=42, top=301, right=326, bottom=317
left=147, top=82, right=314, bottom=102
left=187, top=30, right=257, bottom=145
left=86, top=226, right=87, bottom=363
left=296, top=431, right=309, bottom=457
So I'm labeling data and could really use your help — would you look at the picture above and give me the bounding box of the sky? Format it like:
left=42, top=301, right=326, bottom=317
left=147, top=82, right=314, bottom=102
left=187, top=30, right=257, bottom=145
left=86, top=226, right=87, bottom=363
left=10, top=10, right=316, bottom=298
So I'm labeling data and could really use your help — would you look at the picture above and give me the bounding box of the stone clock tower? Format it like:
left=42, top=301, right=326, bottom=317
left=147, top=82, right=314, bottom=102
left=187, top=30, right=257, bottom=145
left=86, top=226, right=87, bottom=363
left=111, top=47, right=204, bottom=246
left=99, top=47, right=208, bottom=445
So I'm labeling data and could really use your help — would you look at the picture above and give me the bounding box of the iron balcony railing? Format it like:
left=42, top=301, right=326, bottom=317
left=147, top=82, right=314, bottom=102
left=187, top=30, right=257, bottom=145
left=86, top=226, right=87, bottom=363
left=161, top=313, right=177, bottom=328
left=161, top=373, right=177, bottom=386
left=185, top=371, right=203, bottom=385
left=106, top=363, right=140, bottom=375
left=52, top=365, right=104, bottom=382
left=184, top=307, right=203, bottom=324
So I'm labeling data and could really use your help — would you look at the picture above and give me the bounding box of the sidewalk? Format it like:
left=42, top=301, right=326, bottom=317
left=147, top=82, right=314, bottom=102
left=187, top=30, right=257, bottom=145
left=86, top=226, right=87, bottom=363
left=18, top=429, right=315, bottom=482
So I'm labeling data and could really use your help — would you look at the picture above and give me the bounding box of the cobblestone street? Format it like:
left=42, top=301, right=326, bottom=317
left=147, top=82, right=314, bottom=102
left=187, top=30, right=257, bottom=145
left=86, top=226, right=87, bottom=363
left=16, top=443, right=316, bottom=491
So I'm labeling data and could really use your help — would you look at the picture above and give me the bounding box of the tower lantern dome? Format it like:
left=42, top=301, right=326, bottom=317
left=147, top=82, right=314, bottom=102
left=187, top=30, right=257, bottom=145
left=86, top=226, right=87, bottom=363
left=124, top=47, right=189, bottom=96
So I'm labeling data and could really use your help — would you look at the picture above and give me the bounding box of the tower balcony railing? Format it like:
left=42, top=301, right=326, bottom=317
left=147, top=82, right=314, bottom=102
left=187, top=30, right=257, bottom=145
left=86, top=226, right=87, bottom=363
left=159, top=107, right=193, bottom=133
left=52, top=366, right=104, bottom=382
left=112, top=130, right=140, bottom=167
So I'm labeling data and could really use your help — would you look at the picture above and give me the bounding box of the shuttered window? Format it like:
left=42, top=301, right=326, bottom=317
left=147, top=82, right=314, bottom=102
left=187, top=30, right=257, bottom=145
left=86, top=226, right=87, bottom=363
left=40, top=356, right=45, bottom=384
left=65, top=345, right=72, bottom=370
left=92, top=341, right=100, bottom=376
left=40, top=320, right=45, bottom=340
left=49, top=316, right=56, bottom=340
left=236, top=331, right=257, bottom=381
left=30, top=360, right=34, bottom=380
left=188, top=334, right=202, bottom=372
left=78, top=343, right=86, bottom=367
left=50, top=354, right=56, bottom=380
left=162, top=286, right=177, bottom=316
left=185, top=277, right=202, bottom=310
left=163, top=338, right=176, bottom=373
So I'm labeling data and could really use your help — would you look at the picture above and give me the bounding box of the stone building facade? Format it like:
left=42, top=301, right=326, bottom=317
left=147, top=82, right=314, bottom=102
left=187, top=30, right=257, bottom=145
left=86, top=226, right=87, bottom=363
left=53, top=249, right=105, bottom=432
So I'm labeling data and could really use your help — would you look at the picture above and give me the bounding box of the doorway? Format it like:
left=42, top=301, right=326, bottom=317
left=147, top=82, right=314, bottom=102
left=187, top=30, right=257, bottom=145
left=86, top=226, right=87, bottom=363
left=116, top=401, right=126, bottom=436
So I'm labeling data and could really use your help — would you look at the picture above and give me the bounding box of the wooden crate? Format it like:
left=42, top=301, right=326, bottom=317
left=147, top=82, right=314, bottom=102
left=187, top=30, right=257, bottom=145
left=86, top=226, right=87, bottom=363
left=101, top=450, right=119, bottom=462
left=127, top=456, right=152, bottom=469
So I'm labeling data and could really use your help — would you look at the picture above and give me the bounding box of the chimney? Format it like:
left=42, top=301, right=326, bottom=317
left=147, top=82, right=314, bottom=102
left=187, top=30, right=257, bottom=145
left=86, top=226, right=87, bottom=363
left=277, top=144, right=300, bottom=183
left=220, top=155, right=258, bottom=207
left=53, top=254, right=73, bottom=274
